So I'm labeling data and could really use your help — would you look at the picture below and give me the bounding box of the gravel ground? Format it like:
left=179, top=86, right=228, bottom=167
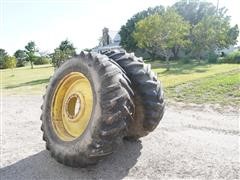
left=0, top=95, right=239, bottom=180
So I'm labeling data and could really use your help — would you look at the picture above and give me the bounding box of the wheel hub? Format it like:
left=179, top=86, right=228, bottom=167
left=65, top=94, right=81, bottom=120
left=51, top=72, right=93, bottom=141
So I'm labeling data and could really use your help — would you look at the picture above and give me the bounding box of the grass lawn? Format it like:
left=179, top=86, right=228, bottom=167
left=1, top=62, right=239, bottom=106
left=165, top=70, right=240, bottom=106
left=1, top=64, right=54, bottom=95
left=151, top=61, right=239, bottom=106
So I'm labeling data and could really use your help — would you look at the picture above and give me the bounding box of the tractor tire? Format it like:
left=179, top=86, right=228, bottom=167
left=102, top=50, right=165, bottom=139
left=40, top=52, right=134, bottom=167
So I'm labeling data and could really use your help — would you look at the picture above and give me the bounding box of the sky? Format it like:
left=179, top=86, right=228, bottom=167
left=0, top=0, right=239, bottom=55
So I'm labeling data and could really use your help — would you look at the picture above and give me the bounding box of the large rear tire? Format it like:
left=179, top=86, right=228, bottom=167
left=40, top=52, right=134, bottom=167
left=102, top=50, right=165, bottom=139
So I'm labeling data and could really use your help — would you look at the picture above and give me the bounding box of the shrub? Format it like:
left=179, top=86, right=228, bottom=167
left=4, top=56, right=16, bottom=69
left=218, top=50, right=240, bottom=64
left=34, top=57, right=51, bottom=65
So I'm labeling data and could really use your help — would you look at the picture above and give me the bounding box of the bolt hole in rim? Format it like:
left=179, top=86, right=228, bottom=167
left=51, top=72, right=93, bottom=141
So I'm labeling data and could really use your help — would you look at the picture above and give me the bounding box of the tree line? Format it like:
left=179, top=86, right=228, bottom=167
left=0, top=40, right=76, bottom=69
left=1, top=0, right=239, bottom=70
left=119, top=0, right=239, bottom=69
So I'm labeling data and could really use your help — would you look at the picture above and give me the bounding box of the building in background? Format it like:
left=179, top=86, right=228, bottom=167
left=92, top=27, right=123, bottom=53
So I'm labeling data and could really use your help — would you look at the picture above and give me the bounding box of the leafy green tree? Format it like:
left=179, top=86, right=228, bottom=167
left=25, top=41, right=38, bottom=69
left=191, top=15, right=239, bottom=61
left=173, top=0, right=239, bottom=58
left=119, top=6, right=165, bottom=52
left=173, top=1, right=217, bottom=58
left=133, top=8, right=190, bottom=70
left=173, top=0, right=216, bottom=26
left=52, top=40, right=76, bottom=68
left=59, top=40, right=75, bottom=52
left=226, top=25, right=239, bottom=46
left=14, top=50, right=27, bottom=67
left=0, top=49, right=8, bottom=69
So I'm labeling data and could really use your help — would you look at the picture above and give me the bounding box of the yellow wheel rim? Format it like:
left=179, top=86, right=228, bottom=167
left=51, top=72, right=93, bottom=141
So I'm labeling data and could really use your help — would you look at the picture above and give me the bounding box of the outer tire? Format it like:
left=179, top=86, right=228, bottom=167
left=102, top=50, right=165, bottom=139
left=40, top=52, right=134, bottom=167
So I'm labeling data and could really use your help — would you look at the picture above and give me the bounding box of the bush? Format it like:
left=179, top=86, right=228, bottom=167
left=34, top=57, right=51, bottom=65
left=4, top=56, right=17, bottom=69
left=218, top=50, right=240, bottom=64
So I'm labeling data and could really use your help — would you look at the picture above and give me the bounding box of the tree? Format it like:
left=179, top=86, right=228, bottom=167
left=119, top=6, right=165, bottom=52
left=133, top=8, right=190, bottom=70
left=173, top=0, right=216, bottom=26
left=25, top=41, right=38, bottom=69
left=173, top=0, right=239, bottom=58
left=52, top=40, right=76, bottom=68
left=0, top=50, right=16, bottom=70
left=14, top=50, right=27, bottom=67
left=191, top=15, right=239, bottom=60
left=0, top=49, right=8, bottom=69
left=226, top=25, right=239, bottom=46
left=172, top=1, right=217, bottom=58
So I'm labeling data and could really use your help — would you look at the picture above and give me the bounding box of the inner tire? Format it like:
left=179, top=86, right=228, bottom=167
left=102, top=50, right=165, bottom=139
left=40, top=52, right=134, bottom=167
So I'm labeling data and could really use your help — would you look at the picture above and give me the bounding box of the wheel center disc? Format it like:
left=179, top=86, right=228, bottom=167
left=51, top=72, right=93, bottom=141
left=65, top=94, right=81, bottom=120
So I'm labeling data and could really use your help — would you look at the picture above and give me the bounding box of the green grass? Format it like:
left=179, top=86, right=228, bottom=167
left=151, top=61, right=239, bottom=87
left=1, top=64, right=54, bottom=95
left=150, top=61, right=240, bottom=106
left=165, top=70, right=240, bottom=106
left=1, top=62, right=239, bottom=106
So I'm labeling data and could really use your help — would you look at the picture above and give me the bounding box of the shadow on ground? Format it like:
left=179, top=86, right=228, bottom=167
left=149, top=61, right=213, bottom=76
left=5, top=78, right=49, bottom=89
left=159, top=64, right=209, bottom=76
left=0, top=140, right=142, bottom=180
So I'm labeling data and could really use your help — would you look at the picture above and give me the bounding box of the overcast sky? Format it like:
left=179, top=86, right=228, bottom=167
left=0, top=0, right=239, bottom=55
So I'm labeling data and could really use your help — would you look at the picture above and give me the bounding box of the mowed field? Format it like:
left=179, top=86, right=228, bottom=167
left=1, top=65, right=54, bottom=95
left=1, top=62, right=239, bottom=106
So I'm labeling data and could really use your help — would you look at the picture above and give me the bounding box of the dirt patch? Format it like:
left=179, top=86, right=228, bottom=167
left=0, top=95, right=239, bottom=179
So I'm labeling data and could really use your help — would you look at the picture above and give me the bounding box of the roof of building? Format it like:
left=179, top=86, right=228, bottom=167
left=108, top=31, right=121, bottom=43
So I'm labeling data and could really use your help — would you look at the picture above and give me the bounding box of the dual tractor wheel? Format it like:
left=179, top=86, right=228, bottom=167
left=41, top=51, right=165, bottom=167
